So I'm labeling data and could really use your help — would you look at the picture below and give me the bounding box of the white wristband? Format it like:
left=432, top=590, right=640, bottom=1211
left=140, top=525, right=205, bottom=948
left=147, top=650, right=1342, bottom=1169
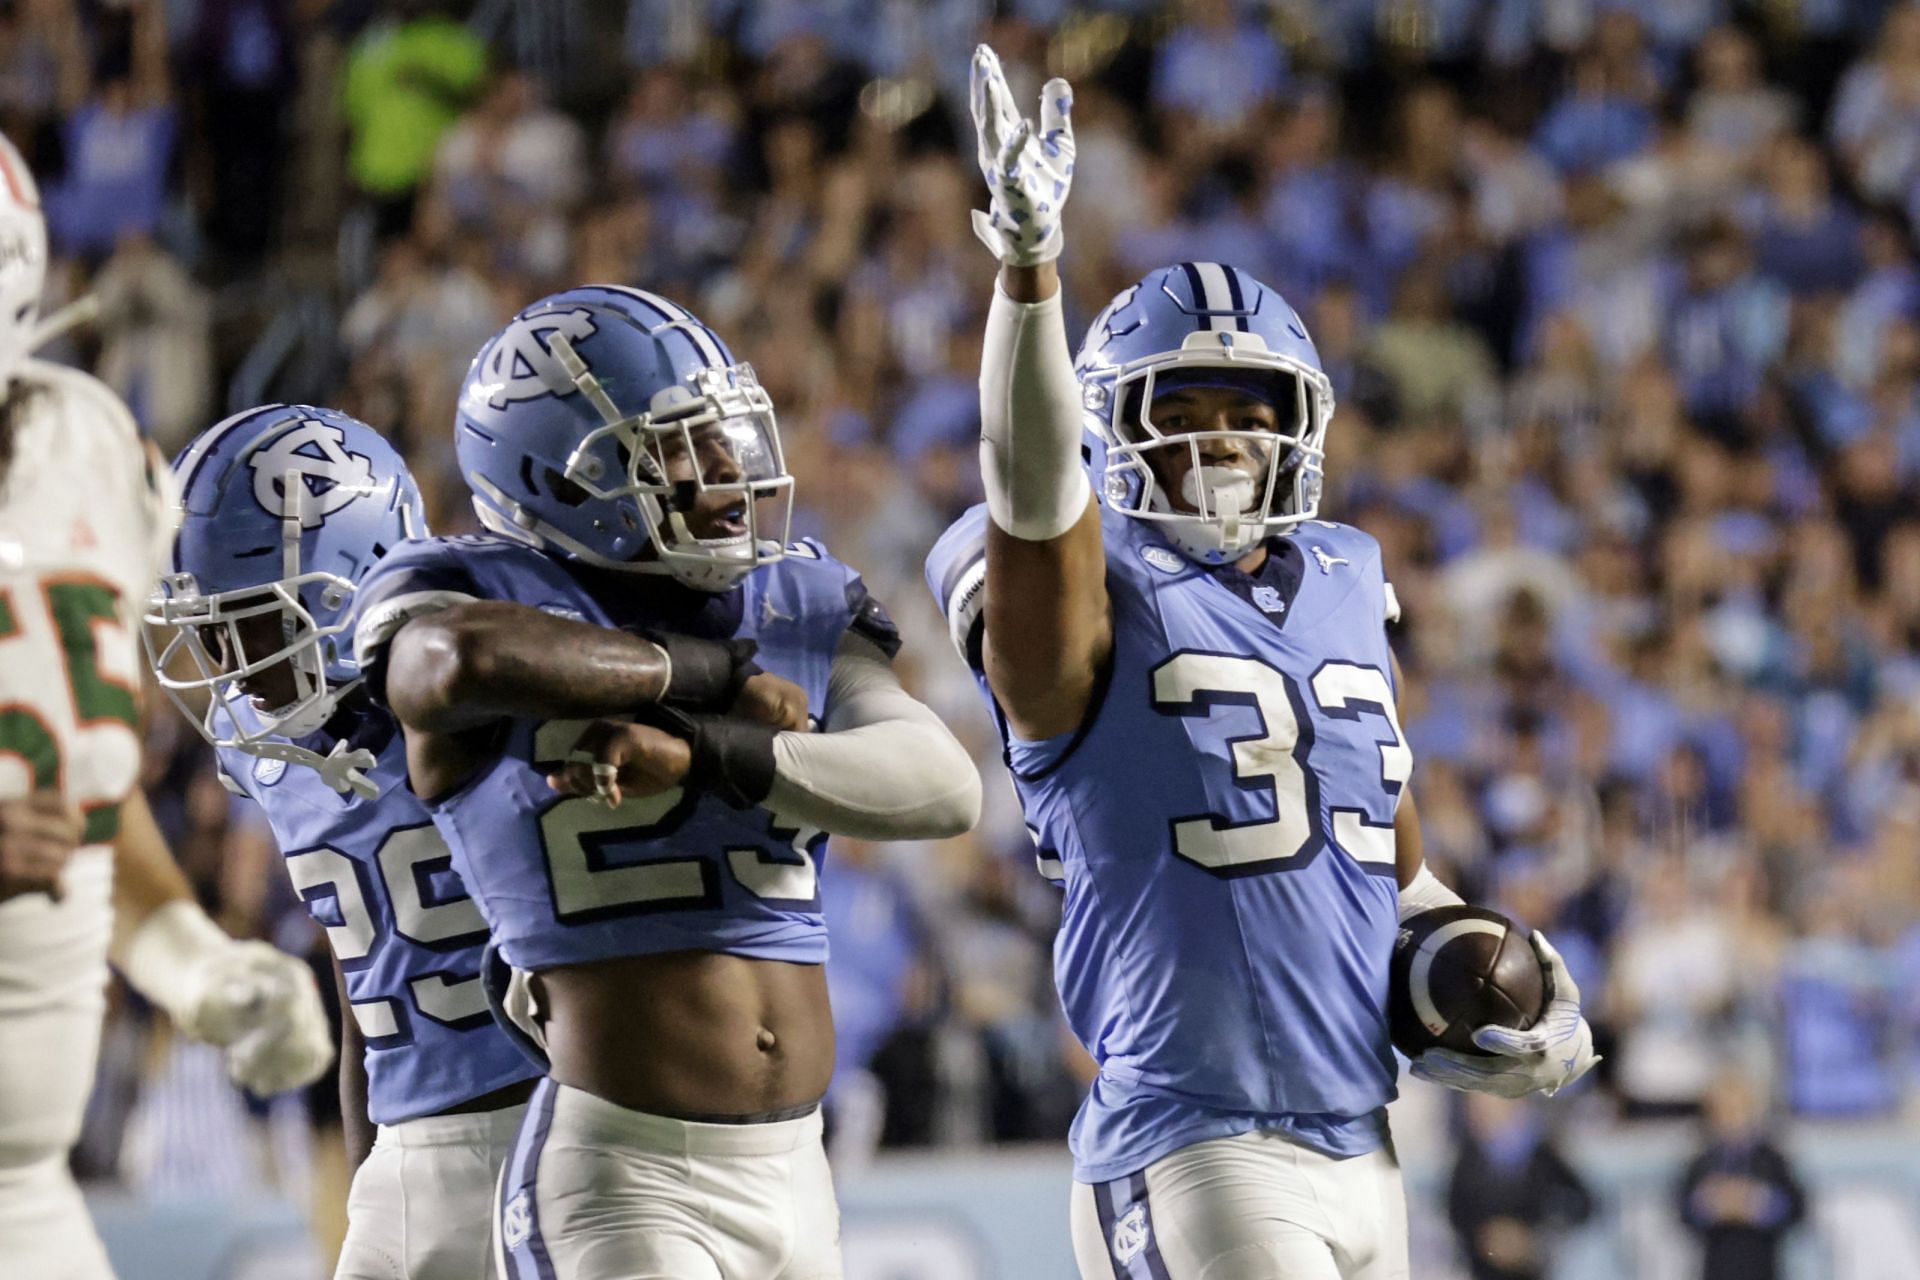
left=980, top=281, right=1091, bottom=542
left=118, top=898, right=229, bottom=1025
left=1397, top=863, right=1465, bottom=923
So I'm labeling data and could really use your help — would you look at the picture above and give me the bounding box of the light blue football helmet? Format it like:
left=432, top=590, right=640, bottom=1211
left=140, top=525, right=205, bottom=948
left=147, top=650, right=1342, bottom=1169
left=457, top=284, right=792, bottom=592
left=145, top=405, right=425, bottom=791
left=1076, top=262, right=1335, bottom=564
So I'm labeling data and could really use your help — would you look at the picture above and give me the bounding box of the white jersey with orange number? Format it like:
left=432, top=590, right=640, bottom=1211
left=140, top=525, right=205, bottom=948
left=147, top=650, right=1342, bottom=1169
left=0, top=357, right=171, bottom=1167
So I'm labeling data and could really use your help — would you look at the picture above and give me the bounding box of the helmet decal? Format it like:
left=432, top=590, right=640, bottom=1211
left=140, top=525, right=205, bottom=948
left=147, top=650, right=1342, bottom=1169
left=472, top=309, right=600, bottom=409
left=250, top=418, right=376, bottom=528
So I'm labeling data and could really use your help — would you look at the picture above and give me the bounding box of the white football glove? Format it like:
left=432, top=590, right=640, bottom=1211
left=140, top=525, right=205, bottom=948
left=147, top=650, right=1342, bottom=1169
left=187, top=940, right=336, bottom=1095
left=1410, top=931, right=1600, bottom=1099
left=968, top=44, right=1075, bottom=267
left=120, top=902, right=335, bottom=1095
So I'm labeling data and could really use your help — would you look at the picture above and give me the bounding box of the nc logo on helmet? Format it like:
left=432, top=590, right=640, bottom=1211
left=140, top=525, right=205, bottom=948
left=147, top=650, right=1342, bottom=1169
left=251, top=421, right=375, bottom=528
left=472, top=309, right=599, bottom=409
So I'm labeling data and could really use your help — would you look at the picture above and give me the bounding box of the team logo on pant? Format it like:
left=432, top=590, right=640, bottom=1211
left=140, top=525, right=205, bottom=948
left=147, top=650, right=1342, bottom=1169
left=501, top=1191, right=532, bottom=1249
left=250, top=421, right=374, bottom=528
left=1112, top=1204, right=1150, bottom=1263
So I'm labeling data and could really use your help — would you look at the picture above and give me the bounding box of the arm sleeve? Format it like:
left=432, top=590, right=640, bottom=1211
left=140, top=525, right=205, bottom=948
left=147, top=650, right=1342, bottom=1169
left=763, top=633, right=982, bottom=840
left=979, top=281, right=1091, bottom=541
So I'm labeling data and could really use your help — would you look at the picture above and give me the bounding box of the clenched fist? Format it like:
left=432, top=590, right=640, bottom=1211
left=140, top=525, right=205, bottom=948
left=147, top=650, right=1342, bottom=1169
left=0, top=792, right=84, bottom=903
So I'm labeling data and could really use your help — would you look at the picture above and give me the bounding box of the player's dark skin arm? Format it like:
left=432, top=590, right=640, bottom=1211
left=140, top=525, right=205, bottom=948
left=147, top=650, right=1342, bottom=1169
left=333, top=955, right=375, bottom=1173
left=986, top=261, right=1115, bottom=741
left=384, top=601, right=672, bottom=734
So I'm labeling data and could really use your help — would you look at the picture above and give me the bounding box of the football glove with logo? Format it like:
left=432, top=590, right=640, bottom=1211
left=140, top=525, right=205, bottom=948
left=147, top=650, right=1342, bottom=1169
left=1411, top=930, right=1600, bottom=1099
left=968, top=44, right=1075, bottom=267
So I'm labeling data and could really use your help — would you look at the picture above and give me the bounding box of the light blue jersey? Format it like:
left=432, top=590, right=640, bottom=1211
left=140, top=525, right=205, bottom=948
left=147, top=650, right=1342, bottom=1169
left=214, top=700, right=538, bottom=1125
left=927, top=505, right=1407, bottom=1183
left=354, top=534, right=896, bottom=972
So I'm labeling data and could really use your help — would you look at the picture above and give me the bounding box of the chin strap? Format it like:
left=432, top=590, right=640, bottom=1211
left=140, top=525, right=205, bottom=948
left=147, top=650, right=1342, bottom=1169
left=317, top=739, right=379, bottom=799
left=27, top=293, right=98, bottom=353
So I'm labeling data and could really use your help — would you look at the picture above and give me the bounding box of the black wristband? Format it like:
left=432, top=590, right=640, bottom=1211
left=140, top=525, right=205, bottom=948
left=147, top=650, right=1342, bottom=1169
left=650, top=633, right=762, bottom=710
left=682, top=714, right=779, bottom=809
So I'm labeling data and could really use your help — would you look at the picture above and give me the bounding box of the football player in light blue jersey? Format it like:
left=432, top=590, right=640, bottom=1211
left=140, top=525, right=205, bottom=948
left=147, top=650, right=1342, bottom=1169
left=145, top=405, right=541, bottom=1280
left=927, top=48, right=1602, bottom=1280
left=349, top=285, right=981, bottom=1280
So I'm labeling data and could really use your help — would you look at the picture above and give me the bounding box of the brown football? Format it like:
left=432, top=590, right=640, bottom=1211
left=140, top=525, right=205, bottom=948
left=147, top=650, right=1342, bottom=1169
left=1388, top=905, right=1547, bottom=1057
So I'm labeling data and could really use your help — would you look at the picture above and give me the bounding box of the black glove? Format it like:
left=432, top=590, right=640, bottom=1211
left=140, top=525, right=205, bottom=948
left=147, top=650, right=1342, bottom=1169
left=633, top=704, right=778, bottom=809
left=648, top=633, right=763, bottom=711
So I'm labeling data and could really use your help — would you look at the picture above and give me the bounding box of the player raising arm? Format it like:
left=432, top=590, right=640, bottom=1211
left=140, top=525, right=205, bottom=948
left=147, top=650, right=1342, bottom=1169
left=144, top=405, right=543, bottom=1279
left=926, top=48, right=1598, bottom=1280
left=0, top=134, right=329, bottom=1280
left=355, top=285, right=979, bottom=1280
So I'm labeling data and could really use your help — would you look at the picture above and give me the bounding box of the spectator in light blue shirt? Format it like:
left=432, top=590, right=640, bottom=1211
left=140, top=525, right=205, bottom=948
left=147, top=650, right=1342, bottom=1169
left=1662, top=220, right=1791, bottom=428
left=1533, top=54, right=1654, bottom=175
left=45, top=17, right=177, bottom=265
left=1151, top=0, right=1286, bottom=130
left=1777, top=891, right=1901, bottom=1117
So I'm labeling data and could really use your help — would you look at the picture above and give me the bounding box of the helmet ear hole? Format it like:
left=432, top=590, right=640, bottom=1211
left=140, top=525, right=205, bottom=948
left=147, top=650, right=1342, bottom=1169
left=544, top=467, right=590, bottom=507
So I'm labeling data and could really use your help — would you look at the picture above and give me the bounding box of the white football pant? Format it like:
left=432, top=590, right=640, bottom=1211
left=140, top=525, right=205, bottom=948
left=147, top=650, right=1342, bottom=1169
left=335, top=1102, right=527, bottom=1280
left=1071, top=1128, right=1410, bottom=1280
left=495, top=1080, right=842, bottom=1280
left=0, top=851, right=116, bottom=1280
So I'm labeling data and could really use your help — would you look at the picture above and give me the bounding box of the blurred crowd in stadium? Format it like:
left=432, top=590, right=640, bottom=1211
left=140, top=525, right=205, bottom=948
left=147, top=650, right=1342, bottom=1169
left=17, top=0, right=1920, bottom=1270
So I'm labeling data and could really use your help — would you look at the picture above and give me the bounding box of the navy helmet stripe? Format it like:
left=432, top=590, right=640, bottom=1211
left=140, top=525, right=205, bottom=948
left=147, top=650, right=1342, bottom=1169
left=1192, top=262, right=1236, bottom=331
left=172, top=403, right=289, bottom=508
left=1177, top=262, right=1208, bottom=323
left=1220, top=266, right=1252, bottom=332
left=597, top=284, right=730, bottom=367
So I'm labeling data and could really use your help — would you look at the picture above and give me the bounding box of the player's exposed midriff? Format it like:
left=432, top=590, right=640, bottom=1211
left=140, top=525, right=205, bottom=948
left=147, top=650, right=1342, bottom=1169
left=538, top=949, right=835, bottom=1119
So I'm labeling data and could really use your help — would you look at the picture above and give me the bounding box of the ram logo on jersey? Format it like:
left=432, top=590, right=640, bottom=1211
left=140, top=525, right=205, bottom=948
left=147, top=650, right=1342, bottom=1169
left=251, top=421, right=375, bottom=528
left=470, top=308, right=598, bottom=409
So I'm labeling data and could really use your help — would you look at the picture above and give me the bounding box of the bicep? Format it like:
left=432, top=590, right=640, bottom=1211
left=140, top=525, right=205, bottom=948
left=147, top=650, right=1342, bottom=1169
left=981, top=494, right=1112, bottom=740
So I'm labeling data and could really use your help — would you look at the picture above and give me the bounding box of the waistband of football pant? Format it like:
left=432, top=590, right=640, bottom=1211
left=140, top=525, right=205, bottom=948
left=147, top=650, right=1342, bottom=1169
left=548, top=1083, right=823, bottom=1157
left=375, top=1101, right=530, bottom=1149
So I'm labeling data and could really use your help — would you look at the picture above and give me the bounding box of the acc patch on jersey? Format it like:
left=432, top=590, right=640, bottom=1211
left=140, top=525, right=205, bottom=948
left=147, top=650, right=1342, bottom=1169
left=1140, top=545, right=1184, bottom=574
left=254, top=756, right=287, bottom=786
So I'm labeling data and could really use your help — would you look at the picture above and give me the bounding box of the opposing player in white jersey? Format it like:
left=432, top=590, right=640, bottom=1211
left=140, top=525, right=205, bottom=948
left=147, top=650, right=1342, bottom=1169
left=0, top=134, right=333, bottom=1280
left=934, top=50, right=1601, bottom=1280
